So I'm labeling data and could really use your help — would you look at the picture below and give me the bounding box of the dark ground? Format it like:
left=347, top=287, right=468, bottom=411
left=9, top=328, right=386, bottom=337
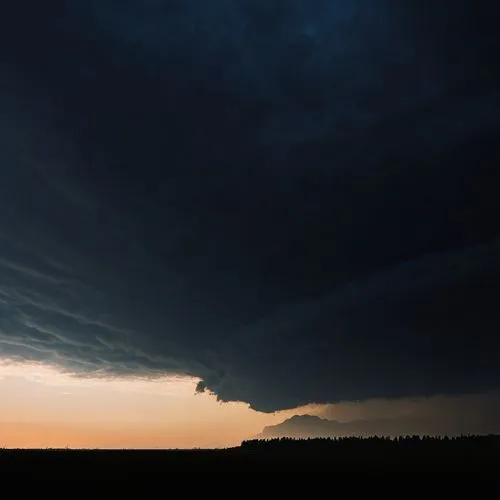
left=1, top=436, right=498, bottom=491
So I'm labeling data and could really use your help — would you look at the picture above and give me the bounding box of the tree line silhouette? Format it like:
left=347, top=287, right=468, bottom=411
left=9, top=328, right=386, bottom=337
left=240, top=434, right=500, bottom=459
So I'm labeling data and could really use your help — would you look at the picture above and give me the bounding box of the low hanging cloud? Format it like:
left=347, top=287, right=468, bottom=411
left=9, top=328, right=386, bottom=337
left=199, top=239, right=500, bottom=411
left=0, top=1, right=499, bottom=412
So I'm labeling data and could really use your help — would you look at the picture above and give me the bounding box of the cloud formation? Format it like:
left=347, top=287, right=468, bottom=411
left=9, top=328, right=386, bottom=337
left=257, top=392, right=500, bottom=438
left=0, top=1, right=499, bottom=411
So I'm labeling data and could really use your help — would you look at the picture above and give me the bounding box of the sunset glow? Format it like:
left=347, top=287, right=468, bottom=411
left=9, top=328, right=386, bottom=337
left=0, top=361, right=281, bottom=449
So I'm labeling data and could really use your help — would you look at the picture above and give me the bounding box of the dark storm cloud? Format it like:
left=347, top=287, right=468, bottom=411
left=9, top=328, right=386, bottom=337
left=202, top=239, right=500, bottom=410
left=1, top=1, right=499, bottom=411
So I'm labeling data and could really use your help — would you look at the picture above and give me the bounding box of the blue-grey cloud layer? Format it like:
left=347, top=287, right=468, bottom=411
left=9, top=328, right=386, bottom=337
left=1, top=1, right=499, bottom=411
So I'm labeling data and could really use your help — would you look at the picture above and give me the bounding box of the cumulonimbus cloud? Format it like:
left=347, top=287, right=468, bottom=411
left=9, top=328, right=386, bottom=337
left=0, top=0, right=499, bottom=412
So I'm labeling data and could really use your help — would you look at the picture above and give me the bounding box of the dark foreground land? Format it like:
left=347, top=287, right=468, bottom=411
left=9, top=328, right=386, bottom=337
left=1, top=435, right=498, bottom=490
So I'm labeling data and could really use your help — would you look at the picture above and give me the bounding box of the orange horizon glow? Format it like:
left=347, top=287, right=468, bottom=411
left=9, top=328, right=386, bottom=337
left=0, top=360, right=282, bottom=449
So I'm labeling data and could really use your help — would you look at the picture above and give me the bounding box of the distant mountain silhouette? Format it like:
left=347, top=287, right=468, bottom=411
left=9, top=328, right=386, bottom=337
left=256, top=413, right=500, bottom=439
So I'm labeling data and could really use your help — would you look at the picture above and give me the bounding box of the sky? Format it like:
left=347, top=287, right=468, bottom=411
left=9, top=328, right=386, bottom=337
left=1, top=1, right=499, bottom=448
left=0, top=360, right=281, bottom=448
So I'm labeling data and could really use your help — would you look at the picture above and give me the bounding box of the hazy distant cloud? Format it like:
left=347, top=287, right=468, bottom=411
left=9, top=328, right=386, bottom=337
left=0, top=1, right=499, bottom=411
left=257, top=392, right=500, bottom=438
